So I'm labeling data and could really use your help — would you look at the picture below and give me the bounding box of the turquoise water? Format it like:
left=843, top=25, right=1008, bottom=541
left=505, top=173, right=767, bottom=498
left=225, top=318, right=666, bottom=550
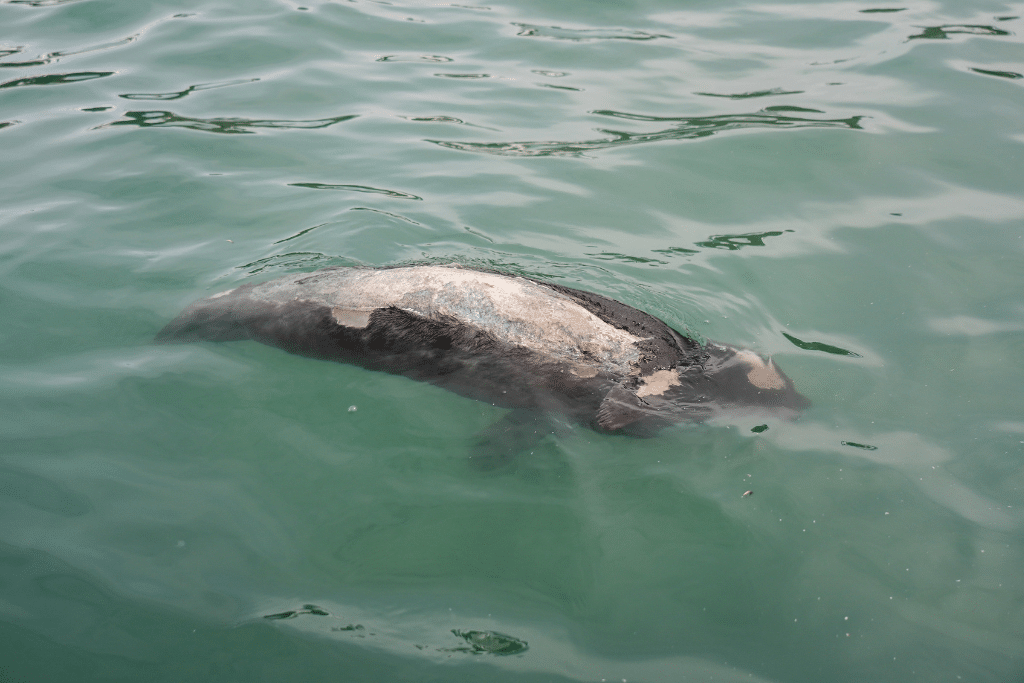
left=2, top=0, right=1023, bottom=680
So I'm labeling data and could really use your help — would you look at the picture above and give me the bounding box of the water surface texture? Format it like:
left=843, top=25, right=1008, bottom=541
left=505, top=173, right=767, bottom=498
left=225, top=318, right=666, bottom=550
left=2, top=0, right=1023, bottom=681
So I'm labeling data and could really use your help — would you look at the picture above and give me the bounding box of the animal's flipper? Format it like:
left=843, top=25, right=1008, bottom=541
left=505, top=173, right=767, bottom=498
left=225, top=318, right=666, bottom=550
left=596, top=384, right=650, bottom=432
left=468, top=409, right=555, bottom=471
left=597, top=380, right=717, bottom=433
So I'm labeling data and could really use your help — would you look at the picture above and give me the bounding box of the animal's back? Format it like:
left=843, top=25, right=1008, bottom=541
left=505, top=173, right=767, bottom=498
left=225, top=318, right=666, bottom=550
left=246, top=266, right=647, bottom=373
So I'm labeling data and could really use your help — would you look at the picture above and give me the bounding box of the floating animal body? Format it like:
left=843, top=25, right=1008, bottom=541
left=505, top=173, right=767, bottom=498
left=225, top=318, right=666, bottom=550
left=157, top=265, right=808, bottom=454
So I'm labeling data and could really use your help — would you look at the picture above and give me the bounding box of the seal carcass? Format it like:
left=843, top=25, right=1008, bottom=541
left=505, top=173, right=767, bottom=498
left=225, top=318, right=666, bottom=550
left=156, top=265, right=809, bottom=435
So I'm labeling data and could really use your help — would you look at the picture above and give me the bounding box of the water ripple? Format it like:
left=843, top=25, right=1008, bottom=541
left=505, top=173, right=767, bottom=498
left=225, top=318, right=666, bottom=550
left=512, top=23, right=670, bottom=41
left=273, top=223, right=329, bottom=245
left=375, top=54, right=453, bottom=63
left=695, top=230, right=789, bottom=250
left=348, top=207, right=423, bottom=226
left=537, top=83, right=583, bottom=91
left=401, top=115, right=464, bottom=123
left=240, top=252, right=341, bottom=275
left=0, top=35, right=137, bottom=69
left=430, top=108, right=864, bottom=157
left=0, top=71, right=113, bottom=89
left=119, top=78, right=259, bottom=101
left=96, top=111, right=357, bottom=134
left=589, top=252, right=667, bottom=265
left=782, top=332, right=862, bottom=357
left=968, top=67, right=1022, bottom=79
left=4, top=0, right=85, bottom=5
left=589, top=229, right=796, bottom=264
left=907, top=24, right=1012, bottom=40
left=433, top=72, right=490, bottom=79
left=695, top=88, right=804, bottom=99
left=288, top=183, right=422, bottom=200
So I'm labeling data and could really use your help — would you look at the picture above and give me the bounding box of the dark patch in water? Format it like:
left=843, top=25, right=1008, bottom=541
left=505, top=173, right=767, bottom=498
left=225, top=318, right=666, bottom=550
left=908, top=24, right=1010, bottom=40
left=968, top=67, right=1022, bottom=79
left=842, top=441, right=878, bottom=451
left=449, top=629, right=529, bottom=655
left=783, top=332, right=862, bottom=358
left=264, top=604, right=331, bottom=620
left=696, top=231, right=785, bottom=251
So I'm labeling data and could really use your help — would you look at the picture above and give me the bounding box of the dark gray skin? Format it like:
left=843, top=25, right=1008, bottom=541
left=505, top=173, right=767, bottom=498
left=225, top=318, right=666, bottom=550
left=157, top=265, right=809, bottom=448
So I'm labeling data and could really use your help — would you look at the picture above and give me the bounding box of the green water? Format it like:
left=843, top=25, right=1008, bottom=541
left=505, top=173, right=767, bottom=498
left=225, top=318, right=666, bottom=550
left=2, top=0, right=1023, bottom=680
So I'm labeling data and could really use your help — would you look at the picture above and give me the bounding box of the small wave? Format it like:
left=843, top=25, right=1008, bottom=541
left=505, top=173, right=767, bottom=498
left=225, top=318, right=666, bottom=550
left=908, top=24, right=1012, bottom=40
left=589, top=252, right=668, bottom=266
left=239, top=253, right=342, bottom=275
left=273, top=223, right=330, bottom=245
left=5, top=0, right=85, bottom=6
left=592, top=230, right=794, bottom=264
left=348, top=207, right=423, bottom=226
left=537, top=83, right=583, bottom=91
left=429, top=108, right=864, bottom=157
left=694, top=88, right=804, bottom=99
left=512, top=23, right=669, bottom=41
left=0, top=71, right=113, bottom=89
left=375, top=54, right=453, bottom=63
left=696, top=231, right=788, bottom=251
left=96, top=110, right=357, bottom=134
left=401, top=115, right=465, bottom=123
left=288, top=183, right=422, bottom=200
left=433, top=73, right=490, bottom=79
left=0, top=35, right=136, bottom=69
left=968, top=67, right=1022, bottom=80
left=119, top=78, right=259, bottom=101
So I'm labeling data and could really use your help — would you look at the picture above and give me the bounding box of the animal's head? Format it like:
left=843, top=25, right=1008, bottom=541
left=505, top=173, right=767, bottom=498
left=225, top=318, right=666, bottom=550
left=597, top=343, right=809, bottom=433
left=692, top=343, right=810, bottom=418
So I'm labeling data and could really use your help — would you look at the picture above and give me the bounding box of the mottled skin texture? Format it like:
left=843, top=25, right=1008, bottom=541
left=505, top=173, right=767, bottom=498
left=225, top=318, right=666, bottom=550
left=156, top=265, right=809, bottom=436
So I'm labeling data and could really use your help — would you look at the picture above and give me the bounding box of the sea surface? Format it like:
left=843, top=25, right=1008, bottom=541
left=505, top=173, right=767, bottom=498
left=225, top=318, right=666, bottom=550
left=1, top=0, right=1023, bottom=681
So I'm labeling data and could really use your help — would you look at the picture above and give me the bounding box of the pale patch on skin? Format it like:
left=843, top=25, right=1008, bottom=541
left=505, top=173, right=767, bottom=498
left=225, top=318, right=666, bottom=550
left=249, top=266, right=644, bottom=373
left=570, top=366, right=599, bottom=378
left=331, top=307, right=372, bottom=328
left=209, top=288, right=235, bottom=299
left=636, top=368, right=681, bottom=397
left=736, top=350, right=785, bottom=390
